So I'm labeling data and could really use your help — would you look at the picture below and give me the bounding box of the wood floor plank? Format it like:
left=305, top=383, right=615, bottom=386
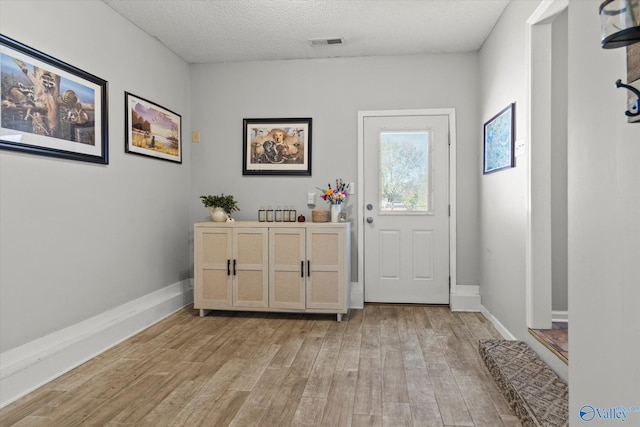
left=289, top=336, right=325, bottom=378
left=404, top=368, right=444, bottom=427
left=352, top=414, right=383, bottom=427
left=0, top=305, right=522, bottom=427
left=335, top=331, right=362, bottom=372
left=226, top=367, right=289, bottom=426
left=427, top=362, right=474, bottom=427
left=269, top=333, right=305, bottom=368
left=399, top=330, right=426, bottom=370
left=353, top=357, right=383, bottom=416
left=259, top=371, right=308, bottom=426
left=291, top=396, right=326, bottom=426
left=138, top=379, right=206, bottom=426
left=381, top=350, right=409, bottom=404
left=0, top=390, right=65, bottom=427
left=456, top=375, right=507, bottom=427
left=302, top=346, right=339, bottom=399
left=360, top=325, right=381, bottom=359
left=382, top=402, right=413, bottom=427
left=321, top=370, right=358, bottom=426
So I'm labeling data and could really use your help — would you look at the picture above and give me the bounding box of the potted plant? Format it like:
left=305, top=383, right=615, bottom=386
left=200, top=194, right=240, bottom=222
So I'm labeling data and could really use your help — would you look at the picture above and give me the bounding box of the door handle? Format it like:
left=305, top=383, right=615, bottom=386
left=301, top=261, right=304, bottom=278
left=227, top=259, right=231, bottom=276
left=366, top=217, right=374, bottom=224
left=307, top=260, right=311, bottom=277
left=366, top=204, right=373, bottom=210
left=233, top=259, right=237, bottom=276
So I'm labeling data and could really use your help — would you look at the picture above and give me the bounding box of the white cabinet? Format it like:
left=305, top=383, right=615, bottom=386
left=194, top=221, right=350, bottom=320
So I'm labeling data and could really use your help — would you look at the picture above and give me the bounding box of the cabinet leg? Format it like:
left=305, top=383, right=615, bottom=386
left=337, top=313, right=343, bottom=322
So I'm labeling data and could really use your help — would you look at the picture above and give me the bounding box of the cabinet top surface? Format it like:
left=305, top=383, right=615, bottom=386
left=194, top=221, right=350, bottom=229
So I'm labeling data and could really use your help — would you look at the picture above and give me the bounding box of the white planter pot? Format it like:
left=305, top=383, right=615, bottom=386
left=209, top=207, right=228, bottom=222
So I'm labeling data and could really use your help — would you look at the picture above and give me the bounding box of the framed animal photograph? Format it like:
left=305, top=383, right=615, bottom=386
left=0, top=34, right=108, bottom=164
left=483, top=103, right=515, bottom=174
left=243, top=117, right=312, bottom=176
left=125, top=92, right=182, bottom=163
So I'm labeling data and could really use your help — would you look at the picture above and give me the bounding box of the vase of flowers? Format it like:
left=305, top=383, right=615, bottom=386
left=318, top=179, right=350, bottom=222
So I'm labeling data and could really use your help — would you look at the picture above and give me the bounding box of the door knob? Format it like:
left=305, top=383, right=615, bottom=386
left=366, top=217, right=374, bottom=224
left=366, top=204, right=373, bottom=210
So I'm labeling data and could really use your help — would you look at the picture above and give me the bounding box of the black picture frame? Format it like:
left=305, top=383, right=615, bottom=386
left=483, top=103, right=515, bottom=174
left=0, top=34, right=108, bottom=164
left=243, top=117, right=312, bottom=176
left=124, top=92, right=182, bottom=163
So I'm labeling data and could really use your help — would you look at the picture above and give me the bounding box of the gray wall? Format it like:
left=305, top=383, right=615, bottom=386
left=0, top=0, right=192, bottom=352
left=189, top=54, right=481, bottom=293
left=478, top=0, right=536, bottom=343
left=568, top=1, right=640, bottom=418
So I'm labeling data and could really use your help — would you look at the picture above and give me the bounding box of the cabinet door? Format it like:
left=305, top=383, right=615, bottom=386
left=233, top=228, right=269, bottom=307
left=194, top=227, right=233, bottom=309
left=269, top=228, right=305, bottom=309
left=306, top=227, right=346, bottom=310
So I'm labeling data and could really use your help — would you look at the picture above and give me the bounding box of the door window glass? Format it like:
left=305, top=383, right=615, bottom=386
left=379, top=131, right=431, bottom=214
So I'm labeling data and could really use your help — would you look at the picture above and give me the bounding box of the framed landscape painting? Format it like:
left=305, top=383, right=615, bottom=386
left=243, top=117, right=312, bottom=176
left=483, top=103, right=515, bottom=174
left=125, top=92, right=182, bottom=163
left=0, top=34, right=108, bottom=164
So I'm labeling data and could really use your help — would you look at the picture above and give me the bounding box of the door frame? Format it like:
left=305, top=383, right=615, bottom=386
left=525, top=0, right=568, bottom=329
left=357, top=109, right=459, bottom=308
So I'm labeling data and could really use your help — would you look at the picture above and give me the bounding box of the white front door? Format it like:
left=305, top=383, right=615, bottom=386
left=363, top=114, right=450, bottom=304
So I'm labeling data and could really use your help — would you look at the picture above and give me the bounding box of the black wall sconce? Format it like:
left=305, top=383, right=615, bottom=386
left=600, top=0, right=640, bottom=120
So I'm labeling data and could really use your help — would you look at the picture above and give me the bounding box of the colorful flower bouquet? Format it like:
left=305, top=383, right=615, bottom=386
left=319, top=179, right=350, bottom=205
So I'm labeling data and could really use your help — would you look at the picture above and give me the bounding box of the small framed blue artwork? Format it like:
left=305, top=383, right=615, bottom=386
left=483, top=103, right=515, bottom=174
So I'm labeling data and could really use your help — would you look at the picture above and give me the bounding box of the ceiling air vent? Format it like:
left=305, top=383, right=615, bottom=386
left=309, top=37, right=345, bottom=46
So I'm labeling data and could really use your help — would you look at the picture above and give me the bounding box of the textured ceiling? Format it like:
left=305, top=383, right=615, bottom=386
left=102, top=0, right=510, bottom=64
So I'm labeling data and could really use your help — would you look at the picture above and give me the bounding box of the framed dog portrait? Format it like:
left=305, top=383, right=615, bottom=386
left=0, top=34, right=108, bottom=164
left=243, top=118, right=312, bottom=176
left=483, top=103, right=515, bottom=174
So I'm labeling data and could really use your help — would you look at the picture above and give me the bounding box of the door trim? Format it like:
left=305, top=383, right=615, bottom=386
left=357, top=109, right=463, bottom=308
left=525, top=0, right=568, bottom=329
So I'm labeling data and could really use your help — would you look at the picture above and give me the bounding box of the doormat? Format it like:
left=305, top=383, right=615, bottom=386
left=479, top=339, right=568, bottom=427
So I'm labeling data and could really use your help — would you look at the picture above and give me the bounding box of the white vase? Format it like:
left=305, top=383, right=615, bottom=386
left=209, top=207, right=228, bottom=222
left=330, top=204, right=341, bottom=222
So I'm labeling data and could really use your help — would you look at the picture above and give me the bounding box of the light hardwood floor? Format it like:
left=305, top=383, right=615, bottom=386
left=0, top=304, right=522, bottom=426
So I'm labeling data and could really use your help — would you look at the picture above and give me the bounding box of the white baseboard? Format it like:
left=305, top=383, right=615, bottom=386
left=480, top=304, right=517, bottom=340
left=450, top=285, right=481, bottom=312
left=552, top=310, right=568, bottom=323
left=350, top=282, right=364, bottom=309
left=0, top=280, right=194, bottom=408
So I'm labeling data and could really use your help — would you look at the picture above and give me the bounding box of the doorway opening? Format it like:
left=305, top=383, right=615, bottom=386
left=526, top=0, right=569, bottom=361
